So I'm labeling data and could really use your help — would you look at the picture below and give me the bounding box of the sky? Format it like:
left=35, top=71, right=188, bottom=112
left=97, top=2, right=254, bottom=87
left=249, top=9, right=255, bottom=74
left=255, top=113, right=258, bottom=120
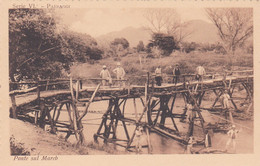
left=54, top=8, right=211, bottom=37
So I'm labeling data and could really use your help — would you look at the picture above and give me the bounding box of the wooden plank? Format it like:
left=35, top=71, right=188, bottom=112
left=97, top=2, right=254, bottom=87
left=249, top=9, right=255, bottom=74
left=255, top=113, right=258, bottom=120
left=9, top=75, right=253, bottom=109
left=9, top=86, right=37, bottom=95
left=150, top=126, right=184, bottom=143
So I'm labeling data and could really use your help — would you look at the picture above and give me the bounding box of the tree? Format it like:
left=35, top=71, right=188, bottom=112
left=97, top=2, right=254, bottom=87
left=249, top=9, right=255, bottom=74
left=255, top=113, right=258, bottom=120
left=9, top=9, right=103, bottom=84
left=86, top=47, right=103, bottom=60
left=111, top=38, right=129, bottom=49
left=144, top=9, right=192, bottom=45
left=110, top=38, right=129, bottom=57
left=181, top=42, right=200, bottom=53
left=206, top=8, right=253, bottom=54
left=62, top=31, right=102, bottom=61
left=137, top=41, right=145, bottom=52
left=149, top=33, right=177, bottom=56
left=9, top=9, right=73, bottom=82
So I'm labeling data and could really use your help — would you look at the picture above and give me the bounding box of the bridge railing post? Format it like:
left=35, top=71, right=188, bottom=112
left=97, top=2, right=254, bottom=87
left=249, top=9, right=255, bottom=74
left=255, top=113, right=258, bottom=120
left=37, top=81, right=41, bottom=105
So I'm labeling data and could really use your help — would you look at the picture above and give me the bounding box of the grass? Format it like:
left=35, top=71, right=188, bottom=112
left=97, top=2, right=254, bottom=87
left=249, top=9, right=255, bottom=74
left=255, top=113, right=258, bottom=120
left=70, top=51, right=253, bottom=85
left=10, top=135, right=30, bottom=155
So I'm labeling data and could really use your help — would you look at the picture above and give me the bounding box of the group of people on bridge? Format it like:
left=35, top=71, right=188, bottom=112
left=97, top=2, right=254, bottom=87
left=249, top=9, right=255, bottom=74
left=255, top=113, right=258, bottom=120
left=100, top=62, right=207, bottom=87
left=154, top=64, right=206, bottom=86
left=100, top=62, right=126, bottom=87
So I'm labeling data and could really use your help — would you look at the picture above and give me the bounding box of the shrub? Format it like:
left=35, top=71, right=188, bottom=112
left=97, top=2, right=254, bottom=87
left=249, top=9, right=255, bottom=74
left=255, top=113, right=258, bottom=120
left=148, top=33, right=177, bottom=56
left=10, top=136, right=30, bottom=155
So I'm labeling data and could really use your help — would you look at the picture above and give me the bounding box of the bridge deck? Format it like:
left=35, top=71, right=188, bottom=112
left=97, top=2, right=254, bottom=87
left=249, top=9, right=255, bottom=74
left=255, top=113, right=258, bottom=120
left=10, top=75, right=253, bottom=108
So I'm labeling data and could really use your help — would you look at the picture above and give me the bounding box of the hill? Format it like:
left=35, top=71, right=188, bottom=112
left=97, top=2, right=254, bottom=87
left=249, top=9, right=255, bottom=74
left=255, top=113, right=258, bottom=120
left=96, top=27, right=151, bottom=48
left=96, top=20, right=220, bottom=47
left=184, top=20, right=219, bottom=43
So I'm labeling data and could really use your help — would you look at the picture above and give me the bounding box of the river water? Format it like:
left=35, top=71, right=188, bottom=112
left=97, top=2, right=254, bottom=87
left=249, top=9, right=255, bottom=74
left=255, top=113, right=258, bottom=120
left=56, top=94, right=253, bottom=154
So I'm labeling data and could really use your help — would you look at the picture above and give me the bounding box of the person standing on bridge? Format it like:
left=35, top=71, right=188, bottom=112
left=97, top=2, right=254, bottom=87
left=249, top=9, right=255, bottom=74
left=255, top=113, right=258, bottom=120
left=100, top=65, right=112, bottom=86
left=173, top=64, right=181, bottom=84
left=113, top=62, right=126, bottom=87
left=196, top=65, right=206, bottom=82
left=155, top=65, right=162, bottom=86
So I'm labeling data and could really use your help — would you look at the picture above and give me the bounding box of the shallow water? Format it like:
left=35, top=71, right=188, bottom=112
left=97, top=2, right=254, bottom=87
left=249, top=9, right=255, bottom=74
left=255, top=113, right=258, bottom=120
left=56, top=95, right=253, bottom=154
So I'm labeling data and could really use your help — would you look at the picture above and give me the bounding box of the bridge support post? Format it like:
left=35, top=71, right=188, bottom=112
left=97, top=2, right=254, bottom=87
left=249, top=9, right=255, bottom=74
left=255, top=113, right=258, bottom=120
left=185, top=88, right=206, bottom=144
left=157, top=95, right=179, bottom=133
left=72, top=101, right=85, bottom=146
left=69, top=77, right=85, bottom=146
left=10, top=95, right=17, bottom=119
left=94, top=98, right=130, bottom=146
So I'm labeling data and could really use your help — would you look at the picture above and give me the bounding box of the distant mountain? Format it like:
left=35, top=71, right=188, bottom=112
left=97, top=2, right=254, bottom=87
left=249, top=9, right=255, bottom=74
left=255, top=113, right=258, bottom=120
left=96, top=20, right=220, bottom=47
left=96, top=27, right=151, bottom=47
left=183, top=19, right=219, bottom=43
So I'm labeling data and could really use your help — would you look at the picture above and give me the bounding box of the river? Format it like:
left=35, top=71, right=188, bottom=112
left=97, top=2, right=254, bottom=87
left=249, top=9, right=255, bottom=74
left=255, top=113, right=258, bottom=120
left=56, top=94, right=253, bottom=154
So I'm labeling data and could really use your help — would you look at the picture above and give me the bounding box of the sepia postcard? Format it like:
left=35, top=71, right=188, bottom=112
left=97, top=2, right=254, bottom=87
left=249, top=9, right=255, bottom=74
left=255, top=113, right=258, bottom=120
left=0, top=0, right=260, bottom=166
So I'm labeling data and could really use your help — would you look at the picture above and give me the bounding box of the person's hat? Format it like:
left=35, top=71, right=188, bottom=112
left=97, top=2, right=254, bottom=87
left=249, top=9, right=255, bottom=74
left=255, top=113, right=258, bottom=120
left=117, top=62, right=121, bottom=66
left=103, top=65, right=107, bottom=68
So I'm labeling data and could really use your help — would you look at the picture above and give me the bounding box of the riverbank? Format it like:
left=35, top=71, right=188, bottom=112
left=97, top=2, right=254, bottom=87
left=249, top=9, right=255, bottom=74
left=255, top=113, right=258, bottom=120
left=9, top=118, right=109, bottom=155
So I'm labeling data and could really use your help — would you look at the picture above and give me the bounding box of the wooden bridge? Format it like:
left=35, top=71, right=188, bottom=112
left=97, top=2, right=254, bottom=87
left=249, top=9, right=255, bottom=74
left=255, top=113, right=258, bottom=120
left=9, top=70, right=253, bottom=153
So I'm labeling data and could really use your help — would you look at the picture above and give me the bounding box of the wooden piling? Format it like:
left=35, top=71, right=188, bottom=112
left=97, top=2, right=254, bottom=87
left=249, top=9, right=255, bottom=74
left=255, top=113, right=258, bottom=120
left=46, top=80, right=49, bottom=91
left=69, top=77, right=85, bottom=145
left=37, top=81, right=41, bottom=103
left=10, top=95, right=17, bottom=119
left=76, top=80, right=79, bottom=101
left=133, top=98, right=138, bottom=122
left=34, top=111, right=39, bottom=124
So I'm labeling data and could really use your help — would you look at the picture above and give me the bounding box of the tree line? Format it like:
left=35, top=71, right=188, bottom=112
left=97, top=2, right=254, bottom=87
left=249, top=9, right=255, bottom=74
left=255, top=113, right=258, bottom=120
left=9, top=9, right=103, bottom=82
left=9, top=8, right=253, bottom=83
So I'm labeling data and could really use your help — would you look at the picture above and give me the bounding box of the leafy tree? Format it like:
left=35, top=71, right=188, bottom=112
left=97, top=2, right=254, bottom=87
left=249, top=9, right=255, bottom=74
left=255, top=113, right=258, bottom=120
left=181, top=42, right=200, bottom=53
left=149, top=33, right=177, bottom=56
left=9, top=9, right=73, bottom=82
left=62, top=31, right=102, bottom=61
left=9, top=9, right=103, bottom=84
left=146, top=43, right=154, bottom=53
left=137, top=41, right=145, bottom=52
left=86, top=47, right=103, bottom=60
left=111, top=38, right=129, bottom=49
left=110, top=38, right=129, bottom=57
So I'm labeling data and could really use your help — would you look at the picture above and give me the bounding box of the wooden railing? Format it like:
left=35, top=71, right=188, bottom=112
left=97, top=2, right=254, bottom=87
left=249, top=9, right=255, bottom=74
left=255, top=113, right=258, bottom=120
left=9, top=69, right=253, bottom=95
